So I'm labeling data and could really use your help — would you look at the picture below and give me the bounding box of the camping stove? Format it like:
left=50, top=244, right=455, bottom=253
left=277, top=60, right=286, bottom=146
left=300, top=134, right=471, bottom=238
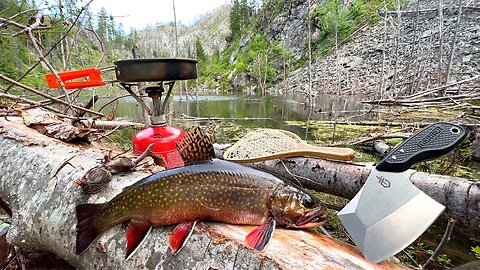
left=131, top=82, right=186, bottom=168
left=45, top=57, right=197, bottom=168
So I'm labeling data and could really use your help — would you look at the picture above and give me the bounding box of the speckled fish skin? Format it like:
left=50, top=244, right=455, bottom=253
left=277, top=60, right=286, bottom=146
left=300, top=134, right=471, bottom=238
left=90, top=159, right=283, bottom=232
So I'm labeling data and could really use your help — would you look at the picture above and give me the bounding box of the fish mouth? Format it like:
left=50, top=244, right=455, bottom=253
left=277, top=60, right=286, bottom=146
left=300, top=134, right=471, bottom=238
left=293, top=208, right=327, bottom=228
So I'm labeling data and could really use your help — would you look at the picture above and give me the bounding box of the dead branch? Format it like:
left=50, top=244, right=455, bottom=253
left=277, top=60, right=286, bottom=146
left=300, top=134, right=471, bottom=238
left=132, top=143, right=155, bottom=165
left=421, top=218, right=456, bottom=269
left=76, top=95, right=98, bottom=118
left=0, top=75, right=104, bottom=117
left=391, top=0, right=402, bottom=96
left=403, top=75, right=479, bottom=100
left=330, top=132, right=411, bottom=146
left=97, top=94, right=130, bottom=112
left=407, top=0, right=420, bottom=94
left=378, top=2, right=388, bottom=99
left=444, top=0, right=463, bottom=89
left=91, top=125, right=122, bottom=141
left=84, top=28, right=105, bottom=68
left=0, top=17, right=28, bottom=30
left=299, top=120, right=480, bottom=128
left=378, top=5, right=480, bottom=16
left=363, top=92, right=480, bottom=106
left=24, top=13, right=74, bottom=113
left=0, top=8, right=35, bottom=28
left=0, top=93, right=77, bottom=118
left=180, top=114, right=270, bottom=121
left=437, top=0, right=444, bottom=88
left=80, top=119, right=144, bottom=129
left=373, top=139, right=391, bottom=156
left=3, top=1, right=93, bottom=94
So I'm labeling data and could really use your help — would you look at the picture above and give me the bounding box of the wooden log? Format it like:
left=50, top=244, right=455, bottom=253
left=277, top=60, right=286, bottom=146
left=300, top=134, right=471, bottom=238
left=0, top=117, right=406, bottom=269
left=80, top=119, right=145, bottom=129
left=373, top=139, right=391, bottom=156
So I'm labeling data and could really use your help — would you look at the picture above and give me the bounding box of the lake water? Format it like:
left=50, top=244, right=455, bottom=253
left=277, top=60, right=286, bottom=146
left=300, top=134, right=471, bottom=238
left=100, top=91, right=371, bottom=140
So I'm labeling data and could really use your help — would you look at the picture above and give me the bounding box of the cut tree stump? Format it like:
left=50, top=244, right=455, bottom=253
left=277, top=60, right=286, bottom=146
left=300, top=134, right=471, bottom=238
left=0, top=117, right=407, bottom=269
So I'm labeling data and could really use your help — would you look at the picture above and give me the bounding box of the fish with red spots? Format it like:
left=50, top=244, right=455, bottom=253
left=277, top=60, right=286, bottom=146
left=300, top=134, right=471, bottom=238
left=75, top=126, right=327, bottom=259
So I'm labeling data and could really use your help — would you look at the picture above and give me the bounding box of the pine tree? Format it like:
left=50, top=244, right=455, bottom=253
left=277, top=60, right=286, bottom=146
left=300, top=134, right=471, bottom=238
left=96, top=7, right=108, bottom=41
left=230, top=0, right=241, bottom=37
left=195, top=38, right=207, bottom=63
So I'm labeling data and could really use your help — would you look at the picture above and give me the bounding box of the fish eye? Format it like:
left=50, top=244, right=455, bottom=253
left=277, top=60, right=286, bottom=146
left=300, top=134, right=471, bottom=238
left=301, top=195, right=316, bottom=208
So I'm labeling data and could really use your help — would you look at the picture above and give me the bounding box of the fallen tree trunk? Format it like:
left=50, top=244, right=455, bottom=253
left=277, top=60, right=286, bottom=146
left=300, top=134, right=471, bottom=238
left=0, top=118, right=405, bottom=269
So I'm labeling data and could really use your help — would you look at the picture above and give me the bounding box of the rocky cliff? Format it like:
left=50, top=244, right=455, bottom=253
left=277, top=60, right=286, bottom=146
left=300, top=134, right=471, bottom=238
left=135, top=5, right=230, bottom=58
left=269, top=0, right=480, bottom=98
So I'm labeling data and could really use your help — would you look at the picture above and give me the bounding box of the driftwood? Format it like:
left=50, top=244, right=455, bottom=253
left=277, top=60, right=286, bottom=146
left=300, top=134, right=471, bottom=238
left=0, top=117, right=406, bottom=269
left=80, top=119, right=145, bottom=129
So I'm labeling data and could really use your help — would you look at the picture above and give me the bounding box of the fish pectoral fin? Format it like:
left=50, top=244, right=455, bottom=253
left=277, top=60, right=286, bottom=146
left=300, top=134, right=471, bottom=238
left=169, top=221, right=198, bottom=256
left=125, top=221, right=153, bottom=260
left=245, top=217, right=276, bottom=251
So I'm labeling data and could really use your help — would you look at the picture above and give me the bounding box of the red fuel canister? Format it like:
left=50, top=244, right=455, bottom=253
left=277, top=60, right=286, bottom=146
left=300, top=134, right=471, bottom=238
left=132, top=125, right=185, bottom=169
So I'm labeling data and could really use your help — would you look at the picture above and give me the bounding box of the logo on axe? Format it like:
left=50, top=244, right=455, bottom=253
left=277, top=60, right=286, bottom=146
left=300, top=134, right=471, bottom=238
left=376, top=175, right=391, bottom=188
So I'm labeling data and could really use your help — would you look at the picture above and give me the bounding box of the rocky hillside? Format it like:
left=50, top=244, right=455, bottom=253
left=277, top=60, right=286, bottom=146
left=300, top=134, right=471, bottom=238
left=135, top=5, right=230, bottom=58
left=269, top=0, right=480, bottom=98
left=131, top=0, right=479, bottom=100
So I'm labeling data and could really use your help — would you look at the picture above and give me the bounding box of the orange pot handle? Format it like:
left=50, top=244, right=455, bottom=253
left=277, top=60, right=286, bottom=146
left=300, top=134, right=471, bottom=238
left=45, top=68, right=106, bottom=89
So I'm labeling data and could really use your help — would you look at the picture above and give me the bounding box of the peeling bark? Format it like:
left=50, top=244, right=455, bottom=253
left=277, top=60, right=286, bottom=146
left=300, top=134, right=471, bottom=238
left=0, top=118, right=406, bottom=269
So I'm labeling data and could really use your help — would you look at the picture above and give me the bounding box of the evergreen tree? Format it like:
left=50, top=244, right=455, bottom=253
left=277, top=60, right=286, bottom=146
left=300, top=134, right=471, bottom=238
left=96, top=7, right=108, bottom=41
left=195, top=38, right=207, bottom=63
left=107, top=15, right=117, bottom=41
left=115, top=23, right=125, bottom=44
left=240, top=0, right=249, bottom=27
left=230, top=0, right=241, bottom=37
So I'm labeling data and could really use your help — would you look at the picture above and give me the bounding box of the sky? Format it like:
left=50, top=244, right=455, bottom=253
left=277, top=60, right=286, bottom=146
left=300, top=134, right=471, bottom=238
left=88, top=0, right=230, bottom=31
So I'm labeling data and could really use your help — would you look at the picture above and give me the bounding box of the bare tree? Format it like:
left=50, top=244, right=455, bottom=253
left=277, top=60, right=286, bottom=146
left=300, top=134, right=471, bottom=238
left=437, top=0, right=444, bottom=90
left=172, top=0, right=179, bottom=57
left=444, top=0, right=463, bottom=94
left=307, top=0, right=313, bottom=106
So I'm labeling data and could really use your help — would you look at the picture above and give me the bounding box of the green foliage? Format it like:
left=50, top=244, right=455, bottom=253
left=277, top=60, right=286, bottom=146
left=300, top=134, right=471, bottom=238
left=425, top=249, right=453, bottom=266
left=310, top=0, right=394, bottom=55
left=400, top=241, right=453, bottom=267
left=230, top=0, right=242, bottom=36
left=0, top=38, right=19, bottom=78
left=96, top=7, right=108, bottom=41
left=195, top=39, right=207, bottom=64
left=107, top=127, right=139, bottom=150
left=0, top=0, right=130, bottom=92
left=472, top=246, right=480, bottom=259
left=22, top=75, right=46, bottom=88
left=229, top=0, right=255, bottom=38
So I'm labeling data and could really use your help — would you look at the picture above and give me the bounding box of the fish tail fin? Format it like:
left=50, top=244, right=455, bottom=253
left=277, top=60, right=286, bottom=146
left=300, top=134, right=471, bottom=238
left=76, top=203, right=104, bottom=255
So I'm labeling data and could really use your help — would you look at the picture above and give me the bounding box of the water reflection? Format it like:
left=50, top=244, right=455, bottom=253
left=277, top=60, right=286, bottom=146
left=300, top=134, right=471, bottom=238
left=96, top=92, right=370, bottom=139
left=103, top=93, right=368, bottom=119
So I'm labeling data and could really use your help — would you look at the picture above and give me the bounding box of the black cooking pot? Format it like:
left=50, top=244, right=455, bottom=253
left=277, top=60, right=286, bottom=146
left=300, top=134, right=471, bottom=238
left=114, top=58, right=198, bottom=83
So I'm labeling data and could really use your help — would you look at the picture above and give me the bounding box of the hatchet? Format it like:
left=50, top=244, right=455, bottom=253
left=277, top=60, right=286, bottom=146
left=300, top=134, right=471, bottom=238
left=338, top=122, right=467, bottom=263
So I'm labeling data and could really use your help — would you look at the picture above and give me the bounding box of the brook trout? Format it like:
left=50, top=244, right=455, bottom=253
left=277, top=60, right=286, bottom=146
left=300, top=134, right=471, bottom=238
left=76, top=126, right=327, bottom=259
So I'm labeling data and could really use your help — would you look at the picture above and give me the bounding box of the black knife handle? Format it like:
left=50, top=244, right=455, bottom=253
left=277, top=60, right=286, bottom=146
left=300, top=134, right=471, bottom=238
left=376, top=122, right=467, bottom=172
